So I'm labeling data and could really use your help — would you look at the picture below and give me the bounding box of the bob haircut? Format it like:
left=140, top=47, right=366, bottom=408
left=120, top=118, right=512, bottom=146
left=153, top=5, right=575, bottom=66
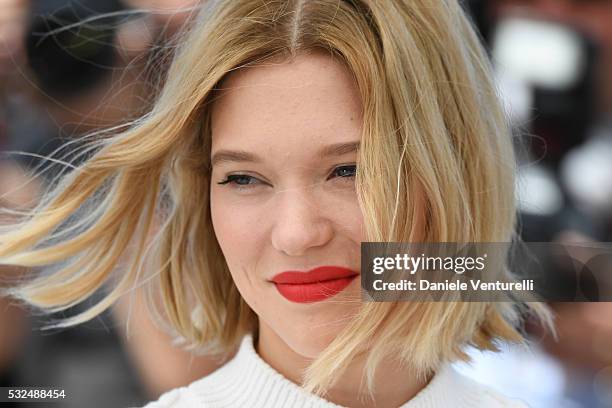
left=1, top=0, right=551, bottom=398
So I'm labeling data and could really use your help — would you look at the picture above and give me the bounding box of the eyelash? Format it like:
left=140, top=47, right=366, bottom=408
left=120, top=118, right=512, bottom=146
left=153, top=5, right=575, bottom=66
left=216, top=164, right=357, bottom=190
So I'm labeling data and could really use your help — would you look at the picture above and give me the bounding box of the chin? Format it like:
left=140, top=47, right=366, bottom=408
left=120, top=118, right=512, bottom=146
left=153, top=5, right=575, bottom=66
left=284, top=322, right=345, bottom=359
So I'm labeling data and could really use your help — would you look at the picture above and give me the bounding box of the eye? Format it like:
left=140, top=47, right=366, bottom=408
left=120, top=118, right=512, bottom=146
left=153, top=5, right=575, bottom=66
left=328, top=164, right=357, bottom=180
left=217, top=174, right=263, bottom=188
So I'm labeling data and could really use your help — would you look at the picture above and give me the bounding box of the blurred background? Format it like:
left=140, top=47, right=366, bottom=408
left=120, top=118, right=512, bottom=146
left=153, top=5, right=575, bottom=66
left=0, top=0, right=610, bottom=407
left=0, top=1, right=227, bottom=407
left=458, top=1, right=612, bottom=407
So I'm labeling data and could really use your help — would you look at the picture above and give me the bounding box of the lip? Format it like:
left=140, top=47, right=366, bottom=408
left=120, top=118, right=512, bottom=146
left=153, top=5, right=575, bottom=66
left=271, top=266, right=359, bottom=303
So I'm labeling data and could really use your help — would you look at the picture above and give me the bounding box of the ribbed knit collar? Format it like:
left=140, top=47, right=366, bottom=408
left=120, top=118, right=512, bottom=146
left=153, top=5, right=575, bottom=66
left=187, top=333, right=488, bottom=407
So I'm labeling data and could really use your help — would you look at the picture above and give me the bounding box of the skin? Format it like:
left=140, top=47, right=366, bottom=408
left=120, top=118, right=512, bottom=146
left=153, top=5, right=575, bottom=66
left=209, top=50, right=428, bottom=408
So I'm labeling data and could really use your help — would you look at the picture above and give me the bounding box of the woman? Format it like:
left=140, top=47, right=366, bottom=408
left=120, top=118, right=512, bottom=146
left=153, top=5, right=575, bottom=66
left=0, top=0, right=552, bottom=407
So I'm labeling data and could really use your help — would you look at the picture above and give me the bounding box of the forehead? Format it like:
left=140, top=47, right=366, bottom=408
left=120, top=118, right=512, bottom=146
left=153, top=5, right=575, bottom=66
left=210, top=51, right=363, bottom=152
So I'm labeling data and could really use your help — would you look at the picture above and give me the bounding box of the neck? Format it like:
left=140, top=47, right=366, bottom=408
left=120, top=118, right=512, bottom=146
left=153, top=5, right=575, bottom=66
left=256, top=321, right=431, bottom=408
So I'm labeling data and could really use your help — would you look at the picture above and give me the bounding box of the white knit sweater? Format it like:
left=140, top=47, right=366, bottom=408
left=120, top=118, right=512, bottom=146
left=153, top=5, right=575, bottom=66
left=140, top=333, right=528, bottom=408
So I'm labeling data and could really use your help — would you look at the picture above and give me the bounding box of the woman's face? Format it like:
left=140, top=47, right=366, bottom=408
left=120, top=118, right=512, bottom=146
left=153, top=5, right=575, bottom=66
left=210, top=51, right=365, bottom=358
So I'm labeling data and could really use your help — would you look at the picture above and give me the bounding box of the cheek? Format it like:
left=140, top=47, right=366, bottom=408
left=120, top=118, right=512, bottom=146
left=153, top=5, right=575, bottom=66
left=344, top=209, right=365, bottom=248
left=319, top=191, right=365, bottom=266
left=328, top=191, right=366, bottom=241
left=210, top=189, right=266, bottom=269
left=210, top=190, right=272, bottom=313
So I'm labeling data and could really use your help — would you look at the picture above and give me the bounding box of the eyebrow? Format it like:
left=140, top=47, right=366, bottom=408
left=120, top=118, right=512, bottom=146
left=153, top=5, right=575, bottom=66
left=210, top=141, right=360, bottom=167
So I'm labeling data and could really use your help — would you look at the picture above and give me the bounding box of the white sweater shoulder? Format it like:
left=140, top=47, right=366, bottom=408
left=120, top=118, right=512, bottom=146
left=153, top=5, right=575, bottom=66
left=141, top=386, right=202, bottom=408
left=140, top=334, right=529, bottom=408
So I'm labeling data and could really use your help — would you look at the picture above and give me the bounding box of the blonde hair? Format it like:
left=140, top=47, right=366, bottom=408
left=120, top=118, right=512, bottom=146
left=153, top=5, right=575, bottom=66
left=1, top=0, right=552, bottom=401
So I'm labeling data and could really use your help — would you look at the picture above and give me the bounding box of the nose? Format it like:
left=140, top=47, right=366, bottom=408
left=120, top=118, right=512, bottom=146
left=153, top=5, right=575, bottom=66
left=270, top=187, right=334, bottom=257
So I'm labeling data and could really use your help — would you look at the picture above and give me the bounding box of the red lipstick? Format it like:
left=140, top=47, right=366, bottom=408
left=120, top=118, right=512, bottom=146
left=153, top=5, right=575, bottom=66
left=271, top=266, right=359, bottom=303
